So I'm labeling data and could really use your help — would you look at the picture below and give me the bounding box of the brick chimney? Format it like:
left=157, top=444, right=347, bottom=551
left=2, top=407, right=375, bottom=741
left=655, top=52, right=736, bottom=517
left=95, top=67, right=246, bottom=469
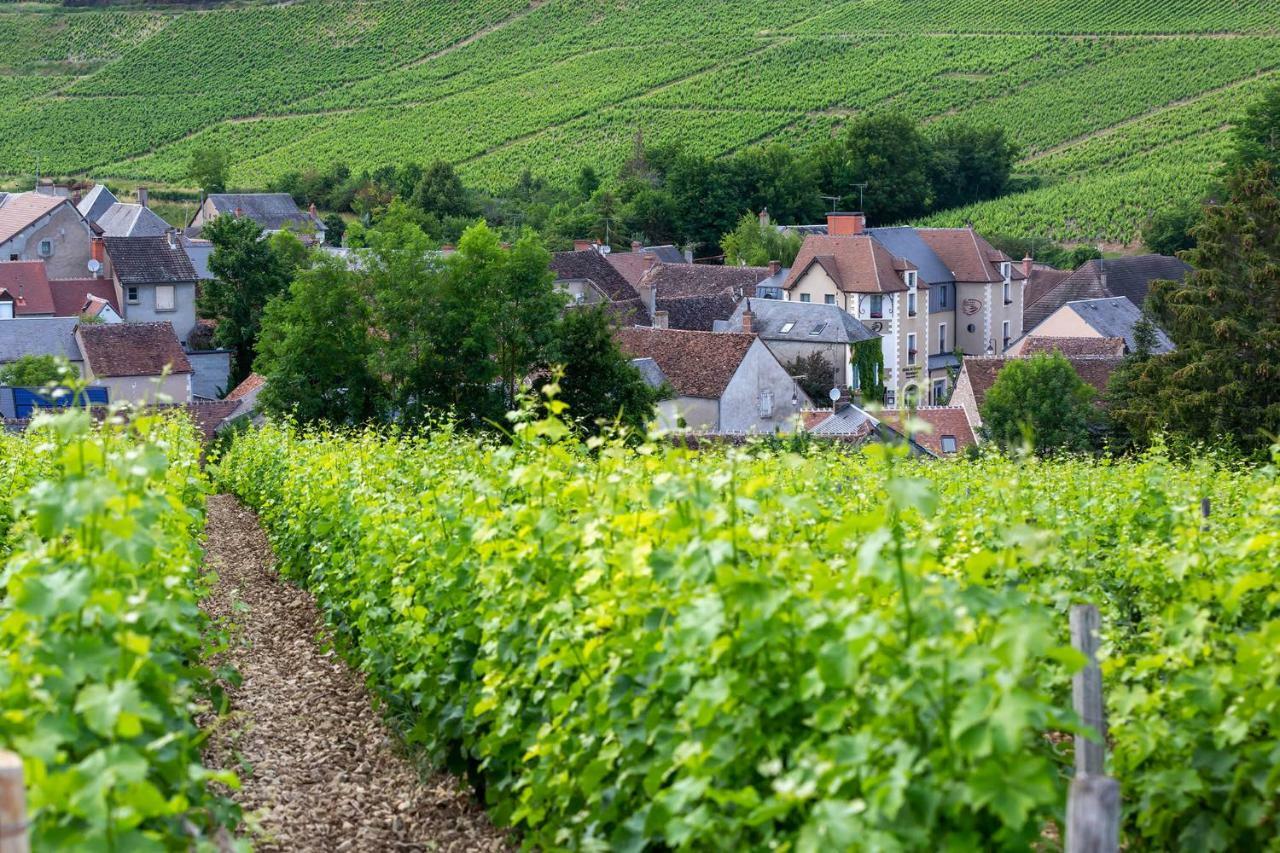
left=741, top=307, right=753, bottom=335
left=90, top=236, right=105, bottom=276
left=758, top=207, right=770, bottom=229
left=137, top=186, right=148, bottom=208
left=653, top=310, right=669, bottom=330
left=638, top=281, right=656, bottom=318
left=642, top=252, right=657, bottom=273
left=767, top=259, right=780, bottom=277
left=309, top=202, right=319, bottom=220
left=827, top=212, right=865, bottom=237
left=573, top=239, right=593, bottom=252
left=234, top=207, right=244, bottom=218
left=631, top=240, right=643, bottom=253
left=166, top=228, right=177, bottom=249
left=1023, top=255, right=1033, bottom=279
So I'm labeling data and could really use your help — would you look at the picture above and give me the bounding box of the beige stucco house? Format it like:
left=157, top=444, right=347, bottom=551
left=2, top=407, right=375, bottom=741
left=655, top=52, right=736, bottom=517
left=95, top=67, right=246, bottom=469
left=0, top=192, right=93, bottom=280
left=76, top=322, right=193, bottom=403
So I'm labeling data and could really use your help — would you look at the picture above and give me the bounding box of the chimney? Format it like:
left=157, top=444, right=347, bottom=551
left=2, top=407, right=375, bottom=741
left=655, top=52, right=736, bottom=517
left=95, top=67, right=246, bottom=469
left=642, top=252, right=657, bottom=273
left=234, top=207, right=244, bottom=218
left=631, top=240, right=643, bottom=253
left=91, top=236, right=105, bottom=274
left=741, top=307, right=753, bottom=335
left=166, top=228, right=177, bottom=249
left=653, top=310, right=669, bottom=330
left=827, top=211, right=865, bottom=237
left=309, top=201, right=319, bottom=220
left=137, top=186, right=148, bottom=208
left=638, top=282, right=656, bottom=318
left=1022, top=255, right=1033, bottom=279
left=767, top=259, right=780, bottom=277
left=573, top=239, right=593, bottom=252
left=758, top=207, right=770, bottom=229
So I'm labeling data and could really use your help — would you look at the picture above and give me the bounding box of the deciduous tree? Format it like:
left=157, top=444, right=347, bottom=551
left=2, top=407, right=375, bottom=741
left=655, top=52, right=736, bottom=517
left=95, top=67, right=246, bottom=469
left=980, top=352, right=1097, bottom=453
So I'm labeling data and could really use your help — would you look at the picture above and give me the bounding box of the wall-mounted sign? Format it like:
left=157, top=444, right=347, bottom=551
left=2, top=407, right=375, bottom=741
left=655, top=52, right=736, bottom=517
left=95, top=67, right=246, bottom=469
left=870, top=322, right=884, bottom=333
left=962, top=298, right=982, bottom=316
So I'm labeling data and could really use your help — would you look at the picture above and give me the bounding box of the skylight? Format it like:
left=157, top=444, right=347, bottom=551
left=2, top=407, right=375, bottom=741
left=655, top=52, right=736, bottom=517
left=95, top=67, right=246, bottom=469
left=780, top=321, right=795, bottom=334
left=809, top=323, right=827, bottom=336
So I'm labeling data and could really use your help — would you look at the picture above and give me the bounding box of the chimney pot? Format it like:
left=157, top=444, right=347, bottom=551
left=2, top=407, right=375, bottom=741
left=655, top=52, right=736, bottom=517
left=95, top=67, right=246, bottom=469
left=137, top=186, right=148, bottom=208
left=90, top=236, right=105, bottom=269
left=826, top=211, right=865, bottom=237
left=166, top=228, right=177, bottom=249
left=653, top=309, right=669, bottom=330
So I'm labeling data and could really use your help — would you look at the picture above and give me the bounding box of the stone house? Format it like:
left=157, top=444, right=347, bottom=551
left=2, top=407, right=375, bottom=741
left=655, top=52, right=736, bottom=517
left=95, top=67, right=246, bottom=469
left=188, top=193, right=326, bottom=245
left=1014, top=296, right=1173, bottom=356
left=75, top=322, right=193, bottom=403
left=717, top=298, right=878, bottom=390
left=103, top=233, right=200, bottom=346
left=615, top=327, right=811, bottom=433
left=950, top=354, right=1126, bottom=433
left=0, top=192, right=93, bottom=279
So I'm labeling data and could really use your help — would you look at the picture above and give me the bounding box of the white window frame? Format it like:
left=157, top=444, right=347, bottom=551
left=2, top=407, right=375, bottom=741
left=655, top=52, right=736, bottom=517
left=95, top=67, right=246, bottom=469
left=126, top=285, right=140, bottom=304
left=1002, top=320, right=1011, bottom=350
left=938, top=322, right=947, bottom=353
left=907, top=333, right=917, bottom=365
left=1001, top=261, right=1011, bottom=280
left=905, top=270, right=917, bottom=289
left=933, top=379, right=947, bottom=405
left=908, top=291, right=917, bottom=317
left=941, top=435, right=958, bottom=454
left=155, top=284, right=176, bottom=312
left=870, top=294, right=884, bottom=318
left=38, top=239, right=53, bottom=257
left=884, top=389, right=896, bottom=408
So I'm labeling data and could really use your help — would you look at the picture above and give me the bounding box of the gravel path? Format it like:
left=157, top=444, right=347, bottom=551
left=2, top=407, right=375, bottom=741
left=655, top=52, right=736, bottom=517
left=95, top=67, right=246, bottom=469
left=201, top=494, right=510, bottom=852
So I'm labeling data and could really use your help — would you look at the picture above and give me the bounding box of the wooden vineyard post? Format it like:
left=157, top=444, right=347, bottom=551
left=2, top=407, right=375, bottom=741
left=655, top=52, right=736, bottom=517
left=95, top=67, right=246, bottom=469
left=1066, top=605, right=1119, bottom=853
left=0, top=751, right=29, bottom=853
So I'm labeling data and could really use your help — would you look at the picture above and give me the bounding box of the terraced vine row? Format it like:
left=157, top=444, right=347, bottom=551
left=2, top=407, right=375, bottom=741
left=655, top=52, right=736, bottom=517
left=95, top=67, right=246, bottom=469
left=2, top=0, right=1279, bottom=242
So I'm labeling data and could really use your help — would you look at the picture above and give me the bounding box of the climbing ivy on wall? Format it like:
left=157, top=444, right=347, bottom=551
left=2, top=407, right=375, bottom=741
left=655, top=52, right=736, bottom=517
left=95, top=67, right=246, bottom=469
left=852, top=338, right=885, bottom=404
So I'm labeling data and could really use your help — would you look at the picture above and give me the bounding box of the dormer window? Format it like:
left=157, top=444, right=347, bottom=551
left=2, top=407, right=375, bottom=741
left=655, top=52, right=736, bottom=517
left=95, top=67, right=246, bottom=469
left=1000, top=261, right=1011, bottom=280
left=905, top=270, right=917, bottom=290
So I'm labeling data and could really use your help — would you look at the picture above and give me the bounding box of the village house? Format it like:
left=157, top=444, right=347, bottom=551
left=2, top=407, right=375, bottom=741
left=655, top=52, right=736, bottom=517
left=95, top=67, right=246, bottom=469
left=717, top=299, right=878, bottom=390
left=950, top=354, right=1127, bottom=432
left=75, top=322, right=193, bottom=403
left=0, top=260, right=121, bottom=320
left=1023, top=254, right=1191, bottom=330
left=876, top=407, right=978, bottom=457
left=1012, top=296, right=1174, bottom=356
left=0, top=192, right=93, bottom=279
left=103, top=233, right=200, bottom=345
left=616, top=327, right=810, bottom=433
left=781, top=213, right=1025, bottom=407
left=188, top=193, right=327, bottom=244
left=605, top=241, right=690, bottom=285
left=92, top=187, right=172, bottom=238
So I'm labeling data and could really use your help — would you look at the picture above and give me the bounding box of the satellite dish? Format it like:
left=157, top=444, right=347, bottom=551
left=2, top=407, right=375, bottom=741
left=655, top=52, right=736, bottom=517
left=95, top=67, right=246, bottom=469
left=828, top=387, right=841, bottom=402
left=87, top=259, right=102, bottom=274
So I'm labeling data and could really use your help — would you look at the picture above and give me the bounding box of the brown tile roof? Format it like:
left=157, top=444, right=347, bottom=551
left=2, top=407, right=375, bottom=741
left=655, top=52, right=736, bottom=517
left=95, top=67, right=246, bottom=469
left=1024, top=265, right=1072, bottom=310
left=77, top=322, right=193, bottom=377
left=0, top=193, right=65, bottom=245
left=549, top=249, right=638, bottom=302
left=615, top=327, right=754, bottom=398
left=1024, top=255, right=1192, bottom=329
left=783, top=235, right=911, bottom=294
left=226, top=372, right=266, bottom=401
left=1021, top=336, right=1127, bottom=357
left=49, top=277, right=120, bottom=317
left=916, top=228, right=1025, bottom=284
left=878, top=407, right=977, bottom=456
left=962, top=355, right=1125, bottom=409
left=104, top=236, right=198, bottom=285
left=0, top=261, right=55, bottom=315
left=181, top=399, right=243, bottom=443
left=656, top=292, right=742, bottom=331
left=639, top=262, right=773, bottom=299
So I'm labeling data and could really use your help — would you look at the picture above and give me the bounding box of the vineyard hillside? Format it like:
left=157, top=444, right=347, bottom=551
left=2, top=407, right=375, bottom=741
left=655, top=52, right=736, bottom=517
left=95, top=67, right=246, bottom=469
left=2, top=0, right=1278, bottom=242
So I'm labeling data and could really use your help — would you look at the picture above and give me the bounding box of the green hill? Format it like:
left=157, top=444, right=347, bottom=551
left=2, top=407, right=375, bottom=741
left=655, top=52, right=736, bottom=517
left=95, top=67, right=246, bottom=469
left=2, top=0, right=1278, bottom=243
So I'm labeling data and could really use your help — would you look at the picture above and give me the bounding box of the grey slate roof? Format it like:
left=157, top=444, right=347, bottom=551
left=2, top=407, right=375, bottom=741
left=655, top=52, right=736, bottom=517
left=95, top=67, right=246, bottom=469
left=205, top=193, right=324, bottom=234
left=1060, top=297, right=1174, bottom=354
left=1024, top=254, right=1191, bottom=328
left=77, top=184, right=118, bottom=224
left=866, top=226, right=953, bottom=284
left=550, top=249, right=638, bottom=302
left=105, top=236, right=199, bottom=285
left=96, top=203, right=171, bottom=238
left=722, top=299, right=877, bottom=344
left=631, top=357, right=668, bottom=390
left=181, top=237, right=215, bottom=280
left=807, top=404, right=874, bottom=436
left=0, top=317, right=82, bottom=363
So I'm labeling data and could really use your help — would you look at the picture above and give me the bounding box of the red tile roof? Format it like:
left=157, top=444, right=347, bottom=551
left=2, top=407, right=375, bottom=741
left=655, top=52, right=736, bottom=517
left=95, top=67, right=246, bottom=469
left=77, top=322, right=193, bottom=377
left=878, top=407, right=977, bottom=456
left=783, top=235, right=912, bottom=294
left=1021, top=336, right=1127, bottom=357
left=0, top=261, right=54, bottom=315
left=0, top=193, right=65, bottom=245
left=49, top=277, right=120, bottom=317
left=226, top=372, right=266, bottom=401
left=961, top=355, right=1125, bottom=409
left=916, top=228, right=1025, bottom=284
left=615, top=327, right=754, bottom=398
left=638, top=262, right=773, bottom=298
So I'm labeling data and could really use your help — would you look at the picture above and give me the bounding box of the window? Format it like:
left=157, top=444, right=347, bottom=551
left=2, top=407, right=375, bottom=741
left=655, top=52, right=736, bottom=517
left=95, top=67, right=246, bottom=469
left=126, top=286, right=140, bottom=304
left=1001, top=261, right=1011, bottom=280
left=907, top=333, right=917, bottom=365
left=824, top=294, right=836, bottom=305
left=809, top=322, right=827, bottom=336
left=870, top=294, right=884, bottom=318
left=779, top=321, right=795, bottom=334
left=884, top=389, right=896, bottom=408
left=905, top=270, right=917, bottom=289
left=908, top=291, right=917, bottom=317
left=7, top=254, right=17, bottom=262
left=759, top=388, right=774, bottom=418
left=1002, top=320, right=1011, bottom=351
left=1003, top=280, right=1012, bottom=305
left=800, top=293, right=811, bottom=303
left=155, top=285, right=175, bottom=312
left=940, top=435, right=958, bottom=454
left=37, top=239, right=53, bottom=257
left=940, top=287, right=948, bottom=309
left=933, top=379, right=947, bottom=405
left=938, top=323, right=947, bottom=353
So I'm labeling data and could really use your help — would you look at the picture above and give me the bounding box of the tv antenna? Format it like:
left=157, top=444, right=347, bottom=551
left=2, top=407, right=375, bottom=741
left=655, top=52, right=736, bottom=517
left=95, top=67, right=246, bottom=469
left=820, top=195, right=841, bottom=213
left=851, top=183, right=867, bottom=210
